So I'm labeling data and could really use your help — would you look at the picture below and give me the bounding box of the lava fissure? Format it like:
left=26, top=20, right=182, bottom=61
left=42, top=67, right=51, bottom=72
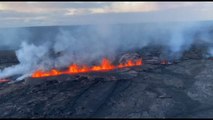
left=0, top=79, right=10, bottom=83
left=32, top=58, right=143, bottom=78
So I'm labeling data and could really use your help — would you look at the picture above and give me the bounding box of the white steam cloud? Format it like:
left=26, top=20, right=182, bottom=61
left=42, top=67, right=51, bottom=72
left=0, top=21, right=213, bottom=81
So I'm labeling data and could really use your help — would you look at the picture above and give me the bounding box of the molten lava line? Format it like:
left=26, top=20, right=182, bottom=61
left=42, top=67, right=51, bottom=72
left=0, top=79, right=10, bottom=83
left=161, top=60, right=169, bottom=65
left=32, top=58, right=143, bottom=78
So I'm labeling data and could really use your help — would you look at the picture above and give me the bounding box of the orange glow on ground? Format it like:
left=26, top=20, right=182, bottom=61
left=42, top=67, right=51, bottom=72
left=32, top=58, right=143, bottom=78
left=0, top=79, right=10, bottom=83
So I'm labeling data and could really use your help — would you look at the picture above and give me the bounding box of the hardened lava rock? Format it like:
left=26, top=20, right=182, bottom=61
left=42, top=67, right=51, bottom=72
left=1, top=46, right=213, bottom=118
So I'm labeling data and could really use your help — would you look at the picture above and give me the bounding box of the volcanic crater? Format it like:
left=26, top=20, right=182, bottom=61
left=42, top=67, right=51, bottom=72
left=0, top=44, right=213, bottom=118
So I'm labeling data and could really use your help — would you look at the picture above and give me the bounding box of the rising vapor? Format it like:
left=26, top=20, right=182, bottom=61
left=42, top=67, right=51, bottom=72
left=0, top=21, right=213, bottom=81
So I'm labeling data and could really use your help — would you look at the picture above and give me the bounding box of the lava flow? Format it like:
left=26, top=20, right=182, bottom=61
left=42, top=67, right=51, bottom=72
left=161, top=59, right=169, bottom=64
left=0, top=79, right=10, bottom=83
left=32, top=58, right=143, bottom=78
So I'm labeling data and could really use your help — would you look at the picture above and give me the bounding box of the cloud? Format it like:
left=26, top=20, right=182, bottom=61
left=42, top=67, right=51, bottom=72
left=87, top=2, right=158, bottom=14
left=0, top=2, right=213, bottom=27
left=0, top=2, right=110, bottom=14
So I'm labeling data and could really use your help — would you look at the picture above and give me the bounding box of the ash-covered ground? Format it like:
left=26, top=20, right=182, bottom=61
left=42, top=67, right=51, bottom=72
left=0, top=44, right=213, bottom=118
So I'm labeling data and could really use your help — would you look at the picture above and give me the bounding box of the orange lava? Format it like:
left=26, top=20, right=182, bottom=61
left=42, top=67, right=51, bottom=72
left=161, top=60, right=169, bottom=64
left=0, top=79, right=10, bottom=83
left=32, top=58, right=143, bottom=78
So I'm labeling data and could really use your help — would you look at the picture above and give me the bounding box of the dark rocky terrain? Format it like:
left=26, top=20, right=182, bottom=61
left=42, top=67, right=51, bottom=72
left=0, top=46, right=213, bottom=118
left=0, top=50, right=19, bottom=69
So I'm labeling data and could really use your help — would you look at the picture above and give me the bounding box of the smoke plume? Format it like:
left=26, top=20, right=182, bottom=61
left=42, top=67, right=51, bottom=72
left=0, top=21, right=213, bottom=81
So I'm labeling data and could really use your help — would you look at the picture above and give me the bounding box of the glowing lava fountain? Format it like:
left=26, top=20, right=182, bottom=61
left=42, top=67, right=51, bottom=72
left=32, top=58, right=143, bottom=78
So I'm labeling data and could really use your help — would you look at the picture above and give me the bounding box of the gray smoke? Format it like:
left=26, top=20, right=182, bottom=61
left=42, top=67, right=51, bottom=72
left=0, top=21, right=213, bottom=81
left=0, top=42, right=50, bottom=79
left=0, top=28, right=31, bottom=50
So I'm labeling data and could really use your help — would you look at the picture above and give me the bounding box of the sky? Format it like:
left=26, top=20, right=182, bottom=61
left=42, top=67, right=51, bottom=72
left=0, top=2, right=213, bottom=28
